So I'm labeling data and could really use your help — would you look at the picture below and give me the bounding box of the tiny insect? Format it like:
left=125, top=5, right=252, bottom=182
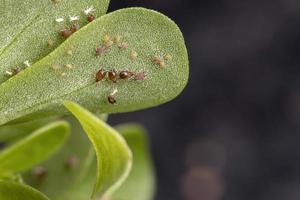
left=95, top=69, right=107, bottom=82
left=60, top=29, right=72, bottom=38
left=70, top=23, right=80, bottom=33
left=134, top=72, right=146, bottom=80
left=113, top=35, right=122, bottom=44
left=108, top=70, right=118, bottom=83
left=65, top=155, right=78, bottom=170
left=95, top=45, right=107, bottom=56
left=118, top=42, right=128, bottom=49
left=165, top=53, right=172, bottom=60
left=107, top=88, right=118, bottom=104
left=119, top=70, right=133, bottom=80
left=153, top=56, right=165, bottom=68
left=87, top=15, right=95, bottom=22
left=108, top=95, right=116, bottom=104
left=130, top=51, right=138, bottom=60
left=64, top=64, right=73, bottom=69
left=32, top=166, right=47, bottom=181
left=47, top=38, right=54, bottom=47
left=5, top=67, right=21, bottom=76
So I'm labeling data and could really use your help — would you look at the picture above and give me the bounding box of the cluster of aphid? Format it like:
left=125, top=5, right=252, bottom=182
left=57, top=6, right=96, bottom=39
left=95, top=34, right=129, bottom=57
left=95, top=69, right=146, bottom=104
left=5, top=60, right=31, bottom=77
left=32, top=155, right=78, bottom=182
left=50, top=63, right=73, bottom=76
left=152, top=53, right=172, bottom=69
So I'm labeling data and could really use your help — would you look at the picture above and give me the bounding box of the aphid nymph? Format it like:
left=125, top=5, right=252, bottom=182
left=70, top=23, right=80, bottom=33
left=65, top=155, right=78, bottom=170
left=95, top=45, right=107, bottom=56
left=134, top=72, right=146, bottom=80
left=119, top=70, right=133, bottom=80
left=118, top=42, right=128, bottom=49
left=60, top=29, right=72, bottom=38
left=32, top=166, right=47, bottom=181
left=108, top=70, right=118, bottom=83
left=87, top=15, right=95, bottom=22
left=130, top=51, right=138, bottom=60
left=95, top=69, right=107, bottom=82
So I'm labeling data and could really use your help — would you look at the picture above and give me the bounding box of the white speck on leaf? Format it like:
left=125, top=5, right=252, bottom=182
left=69, top=15, right=80, bottom=22
left=83, top=6, right=96, bottom=15
left=55, top=17, right=64, bottom=23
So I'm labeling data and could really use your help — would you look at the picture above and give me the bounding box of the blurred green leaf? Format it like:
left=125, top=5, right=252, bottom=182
left=0, top=180, right=49, bottom=200
left=112, top=123, right=156, bottom=200
left=24, top=116, right=99, bottom=200
left=0, top=8, right=189, bottom=126
left=0, top=117, right=57, bottom=143
left=64, top=101, right=132, bottom=198
left=0, top=0, right=110, bottom=83
left=0, top=121, right=70, bottom=177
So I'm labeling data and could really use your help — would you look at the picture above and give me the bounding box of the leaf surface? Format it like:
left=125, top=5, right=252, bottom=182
left=0, top=0, right=110, bottom=83
left=0, top=121, right=70, bottom=177
left=0, top=181, right=50, bottom=200
left=0, top=8, right=189, bottom=126
left=64, top=101, right=132, bottom=198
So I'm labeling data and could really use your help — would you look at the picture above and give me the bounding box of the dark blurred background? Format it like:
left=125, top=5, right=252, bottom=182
left=109, top=0, right=300, bottom=200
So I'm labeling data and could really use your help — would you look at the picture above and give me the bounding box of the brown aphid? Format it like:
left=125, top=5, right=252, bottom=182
left=47, top=38, right=54, bottom=47
left=159, top=61, right=166, bottom=68
left=60, top=29, right=72, bottom=38
left=107, top=95, right=116, bottom=104
left=95, top=45, right=107, bottom=56
left=119, top=70, right=133, bottom=80
left=118, top=42, right=128, bottom=49
left=70, top=23, right=80, bottom=33
left=96, top=69, right=107, bottom=82
left=108, top=70, right=118, bottom=83
left=32, top=166, right=47, bottom=181
left=65, top=155, right=78, bottom=170
left=87, top=15, right=95, bottom=22
left=134, top=72, right=146, bottom=80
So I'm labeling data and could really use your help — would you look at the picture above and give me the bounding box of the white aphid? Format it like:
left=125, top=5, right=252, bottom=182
left=55, top=17, right=64, bottom=23
left=83, top=6, right=95, bottom=15
left=24, top=60, right=31, bottom=67
left=69, top=15, right=80, bottom=22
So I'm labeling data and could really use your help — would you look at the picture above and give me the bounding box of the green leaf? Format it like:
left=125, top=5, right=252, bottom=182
left=112, top=124, right=156, bottom=200
left=0, top=0, right=110, bottom=83
left=64, top=101, right=132, bottom=198
left=0, top=180, right=49, bottom=200
left=0, top=121, right=70, bottom=177
left=0, top=117, right=57, bottom=143
left=24, top=116, right=99, bottom=200
left=0, top=8, right=189, bottom=126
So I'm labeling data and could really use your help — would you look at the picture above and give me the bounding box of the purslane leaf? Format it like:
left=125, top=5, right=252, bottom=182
left=0, top=121, right=70, bottom=177
left=0, top=0, right=110, bottom=83
left=0, top=117, right=57, bottom=143
left=0, top=180, right=50, bottom=200
left=24, top=116, right=99, bottom=200
left=64, top=101, right=132, bottom=198
left=112, top=124, right=156, bottom=200
left=0, top=8, right=189, bottom=126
